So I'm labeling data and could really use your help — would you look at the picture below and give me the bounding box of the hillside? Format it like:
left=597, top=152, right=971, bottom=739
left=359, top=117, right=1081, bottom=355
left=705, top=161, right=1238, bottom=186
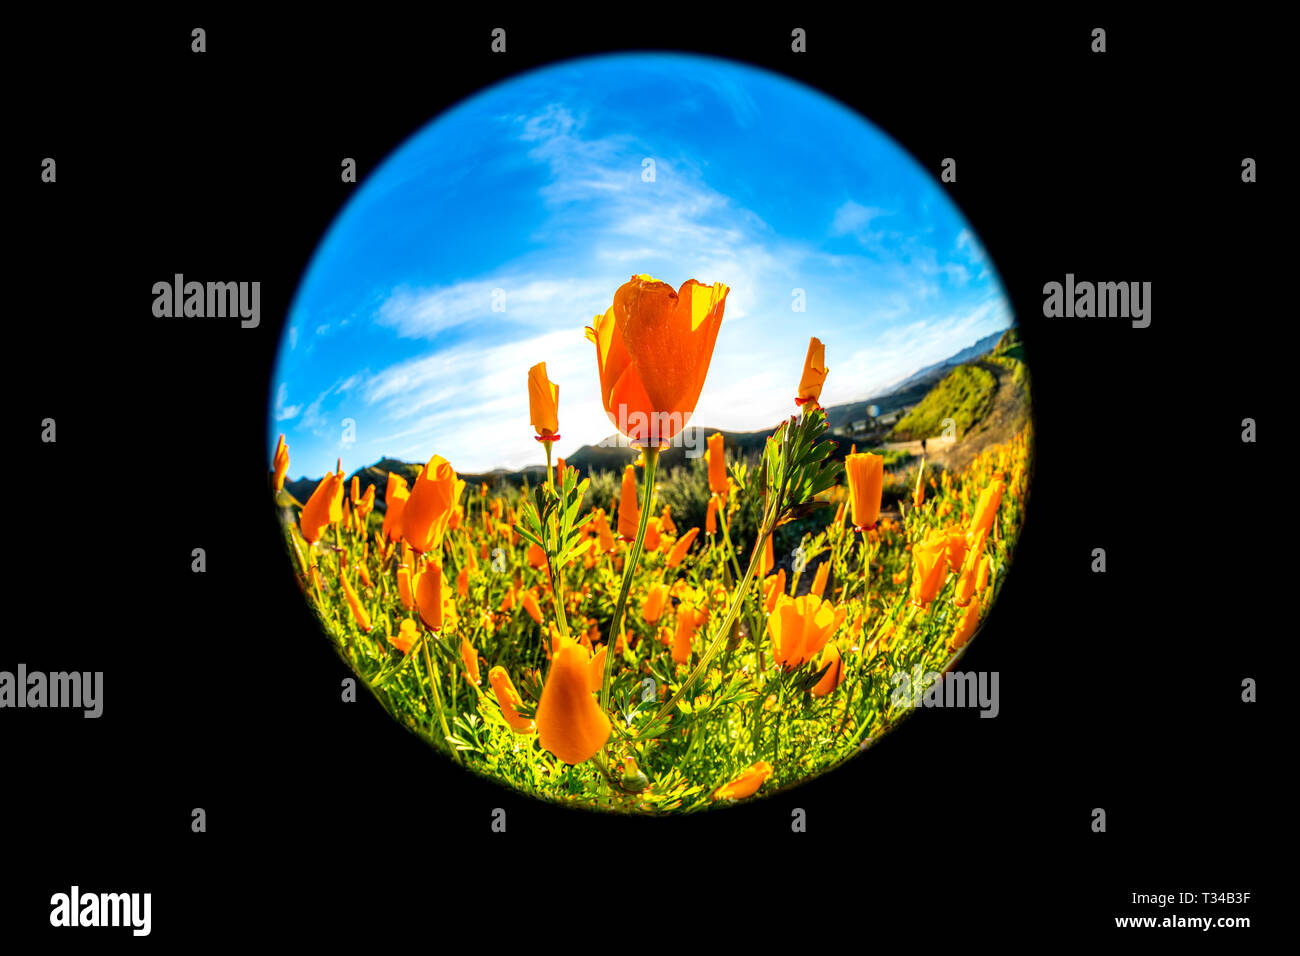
left=888, top=364, right=998, bottom=441
left=280, top=328, right=1024, bottom=501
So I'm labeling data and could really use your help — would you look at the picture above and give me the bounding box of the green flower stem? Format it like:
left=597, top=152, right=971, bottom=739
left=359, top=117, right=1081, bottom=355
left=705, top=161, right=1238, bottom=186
left=647, top=501, right=776, bottom=731
left=600, top=446, right=658, bottom=712
left=420, top=625, right=460, bottom=765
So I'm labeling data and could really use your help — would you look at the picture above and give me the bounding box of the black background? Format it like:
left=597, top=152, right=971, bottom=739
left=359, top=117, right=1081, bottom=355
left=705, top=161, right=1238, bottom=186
left=9, top=10, right=1278, bottom=943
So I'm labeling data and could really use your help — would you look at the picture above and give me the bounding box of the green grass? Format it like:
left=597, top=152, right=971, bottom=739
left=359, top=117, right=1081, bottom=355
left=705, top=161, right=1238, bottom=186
left=889, top=365, right=997, bottom=441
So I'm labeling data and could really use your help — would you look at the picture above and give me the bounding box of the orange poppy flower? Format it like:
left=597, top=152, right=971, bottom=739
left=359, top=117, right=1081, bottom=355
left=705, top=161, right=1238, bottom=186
left=845, top=453, right=884, bottom=531
left=339, top=568, right=371, bottom=631
left=768, top=593, right=839, bottom=668
left=970, top=479, right=1005, bottom=540
left=528, top=361, right=560, bottom=441
left=706, top=432, right=728, bottom=495
left=643, top=517, right=662, bottom=552
left=950, top=600, right=979, bottom=651
left=617, top=465, right=639, bottom=540
left=706, top=495, right=719, bottom=534
left=460, top=635, right=480, bottom=684
left=672, top=603, right=697, bottom=665
left=910, top=533, right=949, bottom=608
left=272, top=434, right=290, bottom=491
left=810, top=560, right=830, bottom=599
left=811, top=641, right=845, bottom=697
left=666, top=527, right=700, bottom=568
left=713, top=761, right=773, bottom=801
left=382, top=472, right=409, bottom=542
left=299, top=470, right=344, bottom=545
left=521, top=589, right=544, bottom=625
left=396, top=565, right=415, bottom=610
left=585, top=274, right=729, bottom=446
left=764, top=569, right=786, bottom=614
left=642, top=583, right=669, bottom=623
left=389, top=618, right=418, bottom=655
left=401, top=455, right=464, bottom=554
left=536, top=637, right=611, bottom=764
left=414, top=563, right=445, bottom=631
left=795, top=336, right=829, bottom=407
left=489, top=666, right=535, bottom=734
left=587, top=645, right=608, bottom=693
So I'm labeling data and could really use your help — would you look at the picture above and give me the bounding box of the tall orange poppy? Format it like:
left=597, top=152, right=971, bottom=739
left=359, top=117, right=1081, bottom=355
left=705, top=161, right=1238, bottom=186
left=586, top=275, right=728, bottom=446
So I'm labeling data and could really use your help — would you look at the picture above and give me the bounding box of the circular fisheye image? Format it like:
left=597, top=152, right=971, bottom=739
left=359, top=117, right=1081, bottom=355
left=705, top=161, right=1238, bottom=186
left=268, top=53, right=1031, bottom=813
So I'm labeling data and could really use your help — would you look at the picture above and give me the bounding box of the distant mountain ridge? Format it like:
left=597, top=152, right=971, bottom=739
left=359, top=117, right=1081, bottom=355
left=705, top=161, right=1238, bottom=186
left=281, top=329, right=1012, bottom=501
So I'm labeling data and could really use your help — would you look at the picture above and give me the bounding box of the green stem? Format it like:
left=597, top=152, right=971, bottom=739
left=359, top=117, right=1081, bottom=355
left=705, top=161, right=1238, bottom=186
left=600, top=446, right=658, bottom=711
left=646, top=502, right=776, bottom=730
left=420, top=628, right=460, bottom=765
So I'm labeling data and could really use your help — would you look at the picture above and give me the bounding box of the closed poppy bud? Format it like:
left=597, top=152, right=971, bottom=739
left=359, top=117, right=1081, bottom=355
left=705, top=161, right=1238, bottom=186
left=402, top=455, right=464, bottom=554
left=339, top=568, right=371, bottom=631
left=357, top=562, right=372, bottom=589
left=350, top=475, right=361, bottom=508
left=299, top=471, right=345, bottom=545
left=764, top=569, right=786, bottom=614
left=811, top=641, right=845, bottom=697
left=521, top=589, right=544, bottom=625
left=672, top=603, right=697, bottom=664
left=396, top=565, right=415, bottom=609
left=974, top=555, right=991, bottom=594
left=357, top=482, right=375, bottom=521
left=666, top=527, right=700, bottom=568
left=706, top=495, right=719, bottom=534
left=390, top=618, right=419, bottom=655
left=528, top=361, right=560, bottom=441
left=621, top=756, right=650, bottom=793
left=618, top=465, right=639, bottom=540
left=713, top=760, right=773, bottom=801
left=811, top=560, right=830, bottom=598
left=527, top=542, right=547, bottom=569
left=415, top=563, right=445, bottom=631
left=795, top=336, right=829, bottom=407
left=970, top=479, right=1005, bottom=541
left=943, top=529, right=968, bottom=573
left=586, top=275, right=729, bottom=446
left=489, top=666, right=535, bottom=734
left=768, top=593, right=839, bottom=668
left=535, top=639, right=611, bottom=764
left=643, top=517, right=662, bottom=552
left=642, top=583, right=669, bottom=623
left=914, top=463, right=925, bottom=508
left=272, top=434, right=290, bottom=491
left=950, top=600, right=979, bottom=650
left=457, top=565, right=469, bottom=598
left=845, top=453, right=884, bottom=531
left=659, top=505, right=676, bottom=536
left=460, top=635, right=480, bottom=684
left=588, top=645, right=607, bottom=692
left=706, top=432, right=728, bottom=495
left=500, top=586, right=516, bottom=613
left=382, top=472, right=409, bottom=542
left=910, top=533, right=949, bottom=608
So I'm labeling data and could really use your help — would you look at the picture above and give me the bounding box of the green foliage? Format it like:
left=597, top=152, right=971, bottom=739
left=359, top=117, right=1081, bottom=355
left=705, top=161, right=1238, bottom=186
left=890, top=364, right=996, bottom=441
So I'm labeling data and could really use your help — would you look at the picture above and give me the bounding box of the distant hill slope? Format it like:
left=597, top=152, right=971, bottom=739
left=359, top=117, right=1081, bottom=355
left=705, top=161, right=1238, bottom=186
left=889, top=364, right=998, bottom=441
left=280, top=328, right=1021, bottom=497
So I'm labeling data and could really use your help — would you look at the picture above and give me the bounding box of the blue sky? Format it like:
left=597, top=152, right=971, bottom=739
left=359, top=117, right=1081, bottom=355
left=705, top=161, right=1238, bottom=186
left=270, top=53, right=1013, bottom=478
